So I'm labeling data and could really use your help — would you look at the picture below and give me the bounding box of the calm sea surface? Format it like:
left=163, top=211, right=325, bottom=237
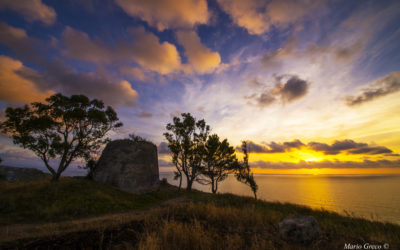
left=159, top=172, right=400, bottom=225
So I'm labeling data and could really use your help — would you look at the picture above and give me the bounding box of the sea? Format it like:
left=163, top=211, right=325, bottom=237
left=159, top=172, right=400, bottom=225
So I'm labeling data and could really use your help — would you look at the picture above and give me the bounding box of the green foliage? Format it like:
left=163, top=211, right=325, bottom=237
left=197, top=134, right=238, bottom=193
left=0, top=93, right=122, bottom=181
left=0, top=178, right=179, bottom=225
left=164, top=113, right=210, bottom=191
left=235, top=141, right=258, bottom=199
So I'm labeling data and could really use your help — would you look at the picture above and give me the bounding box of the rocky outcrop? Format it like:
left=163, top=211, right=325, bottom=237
left=93, top=139, right=159, bottom=193
left=279, top=215, right=321, bottom=245
left=0, top=166, right=49, bottom=182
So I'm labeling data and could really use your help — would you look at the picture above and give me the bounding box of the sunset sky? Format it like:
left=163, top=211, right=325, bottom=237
left=0, top=0, right=400, bottom=175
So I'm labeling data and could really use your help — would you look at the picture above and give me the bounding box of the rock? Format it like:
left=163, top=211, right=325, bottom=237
left=279, top=215, right=321, bottom=245
left=0, top=166, right=49, bottom=182
left=93, top=139, right=159, bottom=193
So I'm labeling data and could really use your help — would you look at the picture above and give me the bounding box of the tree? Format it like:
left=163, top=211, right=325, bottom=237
left=79, top=158, right=97, bottom=180
left=0, top=156, right=2, bottom=164
left=164, top=113, right=210, bottom=191
left=0, top=93, right=122, bottom=181
left=197, top=134, right=238, bottom=193
left=235, top=141, right=258, bottom=199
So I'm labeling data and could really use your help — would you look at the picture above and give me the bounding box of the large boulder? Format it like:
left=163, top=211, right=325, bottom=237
left=279, top=215, right=321, bottom=245
left=93, top=139, right=159, bottom=193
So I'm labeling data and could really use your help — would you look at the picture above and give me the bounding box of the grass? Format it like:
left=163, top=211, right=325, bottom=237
left=0, top=177, right=179, bottom=225
left=1, top=178, right=399, bottom=249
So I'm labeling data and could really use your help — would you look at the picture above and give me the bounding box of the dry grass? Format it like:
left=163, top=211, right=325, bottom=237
left=1, top=179, right=399, bottom=249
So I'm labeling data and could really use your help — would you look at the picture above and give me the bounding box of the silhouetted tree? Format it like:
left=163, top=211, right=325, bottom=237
left=0, top=93, right=122, bottom=181
left=198, top=134, right=238, bottom=193
left=235, top=141, right=258, bottom=199
left=164, top=113, right=210, bottom=191
left=0, top=156, right=2, bottom=164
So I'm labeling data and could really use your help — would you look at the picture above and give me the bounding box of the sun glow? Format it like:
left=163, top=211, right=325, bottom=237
left=305, top=157, right=321, bottom=162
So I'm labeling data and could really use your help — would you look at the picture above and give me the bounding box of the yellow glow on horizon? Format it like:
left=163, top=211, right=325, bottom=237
left=251, top=168, right=400, bottom=175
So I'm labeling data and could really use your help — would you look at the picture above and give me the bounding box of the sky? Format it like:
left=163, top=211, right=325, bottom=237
left=0, top=0, right=400, bottom=175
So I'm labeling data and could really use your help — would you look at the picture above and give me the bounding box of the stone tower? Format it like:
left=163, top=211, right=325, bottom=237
left=93, top=139, right=159, bottom=193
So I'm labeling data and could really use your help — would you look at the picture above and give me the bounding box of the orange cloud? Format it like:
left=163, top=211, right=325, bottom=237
left=217, top=0, right=270, bottom=35
left=120, top=66, right=149, bottom=82
left=63, top=26, right=181, bottom=75
left=0, top=0, right=56, bottom=25
left=0, top=56, right=54, bottom=103
left=217, top=0, right=322, bottom=35
left=128, top=27, right=181, bottom=74
left=0, top=24, right=139, bottom=107
left=115, top=0, right=209, bottom=31
left=177, top=31, right=221, bottom=74
left=63, top=27, right=114, bottom=63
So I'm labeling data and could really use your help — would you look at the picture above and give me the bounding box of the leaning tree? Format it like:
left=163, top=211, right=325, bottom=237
left=0, top=93, right=122, bottom=181
left=164, top=113, right=210, bottom=191
left=235, top=141, right=258, bottom=199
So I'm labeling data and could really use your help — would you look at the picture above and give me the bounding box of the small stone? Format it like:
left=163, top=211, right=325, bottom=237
left=279, top=215, right=321, bottom=245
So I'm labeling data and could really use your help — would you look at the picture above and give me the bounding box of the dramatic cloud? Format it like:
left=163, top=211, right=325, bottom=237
left=120, top=66, right=151, bottom=82
left=262, top=38, right=364, bottom=68
left=0, top=22, right=45, bottom=65
left=0, top=56, right=54, bottom=103
left=127, top=27, right=181, bottom=74
left=237, top=139, right=304, bottom=153
left=177, top=31, right=221, bottom=74
left=273, top=75, right=309, bottom=103
left=348, top=147, right=392, bottom=155
left=217, top=0, right=322, bottom=35
left=238, top=139, right=393, bottom=156
left=63, top=27, right=115, bottom=63
left=0, top=24, right=138, bottom=107
left=307, top=139, right=392, bottom=155
left=256, top=92, right=276, bottom=107
left=63, top=26, right=181, bottom=75
left=31, top=61, right=139, bottom=107
left=0, top=0, right=56, bottom=25
left=346, top=72, right=400, bottom=106
left=248, top=75, right=309, bottom=107
left=253, top=159, right=400, bottom=169
left=115, top=0, right=209, bottom=31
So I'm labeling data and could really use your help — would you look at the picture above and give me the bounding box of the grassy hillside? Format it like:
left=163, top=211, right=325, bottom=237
left=0, top=177, right=179, bottom=225
left=1, top=178, right=399, bottom=249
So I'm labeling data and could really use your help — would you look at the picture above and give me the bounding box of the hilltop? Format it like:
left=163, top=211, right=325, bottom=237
left=0, top=178, right=399, bottom=249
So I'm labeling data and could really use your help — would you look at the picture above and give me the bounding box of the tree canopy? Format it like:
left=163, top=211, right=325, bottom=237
left=164, top=113, right=258, bottom=198
left=198, top=134, right=238, bottom=193
left=164, top=113, right=210, bottom=191
left=0, top=93, right=122, bottom=181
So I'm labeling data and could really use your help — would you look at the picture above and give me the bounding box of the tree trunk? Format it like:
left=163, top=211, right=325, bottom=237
left=186, top=175, right=192, bottom=191
left=253, top=191, right=257, bottom=200
left=211, top=180, right=216, bottom=193
left=52, top=172, right=61, bottom=182
left=178, top=175, right=182, bottom=191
